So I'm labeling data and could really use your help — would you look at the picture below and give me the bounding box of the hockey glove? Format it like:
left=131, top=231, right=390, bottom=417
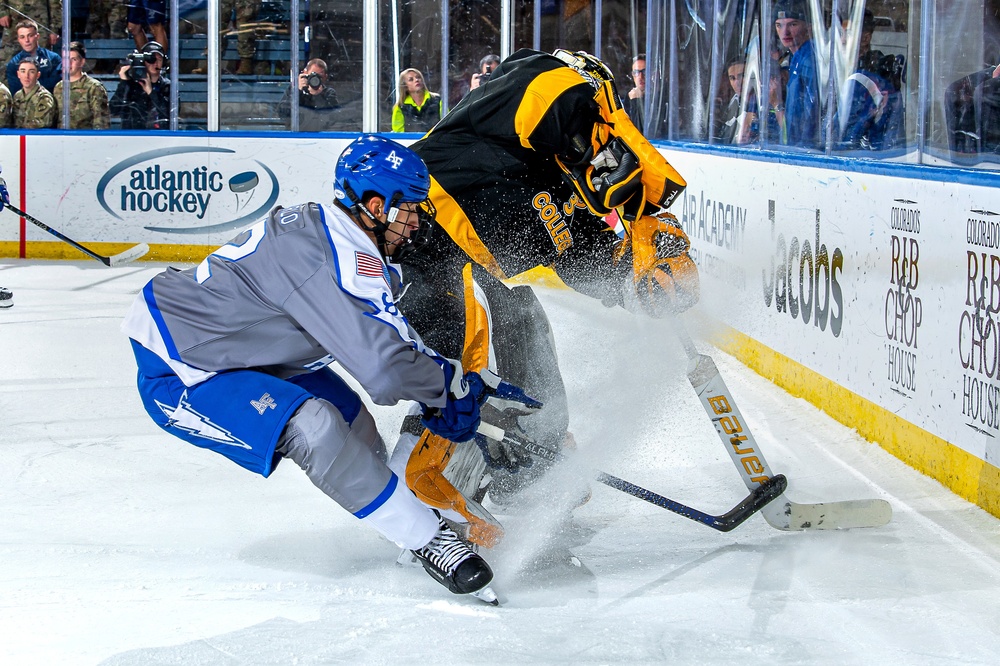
left=421, top=360, right=485, bottom=443
left=478, top=368, right=544, bottom=413
left=557, top=136, right=644, bottom=218
left=621, top=212, right=700, bottom=317
left=474, top=430, right=534, bottom=473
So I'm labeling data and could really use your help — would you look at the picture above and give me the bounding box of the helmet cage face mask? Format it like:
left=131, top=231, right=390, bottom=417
left=333, top=135, right=435, bottom=260
left=356, top=190, right=437, bottom=262
left=387, top=197, right=436, bottom=262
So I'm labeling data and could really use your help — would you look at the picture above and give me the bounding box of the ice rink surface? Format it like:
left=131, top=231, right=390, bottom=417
left=3, top=259, right=1000, bottom=665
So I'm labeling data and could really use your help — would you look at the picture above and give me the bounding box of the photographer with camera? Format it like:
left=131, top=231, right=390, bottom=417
left=276, top=58, right=342, bottom=132
left=109, top=41, right=170, bottom=130
left=469, top=54, right=500, bottom=91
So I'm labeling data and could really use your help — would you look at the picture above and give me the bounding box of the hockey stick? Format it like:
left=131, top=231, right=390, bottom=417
left=673, top=321, right=892, bottom=531
left=477, top=421, right=787, bottom=532
left=3, top=202, right=149, bottom=267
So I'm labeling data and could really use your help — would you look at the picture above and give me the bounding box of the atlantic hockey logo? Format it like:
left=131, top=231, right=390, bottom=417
left=97, top=146, right=280, bottom=235
left=155, top=391, right=251, bottom=449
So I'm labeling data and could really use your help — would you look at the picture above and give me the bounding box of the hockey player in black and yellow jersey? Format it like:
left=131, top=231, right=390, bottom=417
left=388, top=49, right=698, bottom=548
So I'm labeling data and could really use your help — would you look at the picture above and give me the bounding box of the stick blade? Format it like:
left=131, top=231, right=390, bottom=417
left=106, top=243, right=150, bottom=267
left=762, top=497, right=893, bottom=531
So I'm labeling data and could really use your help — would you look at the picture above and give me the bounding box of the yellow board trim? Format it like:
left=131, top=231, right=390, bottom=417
left=708, top=324, right=1000, bottom=519
left=0, top=240, right=214, bottom=264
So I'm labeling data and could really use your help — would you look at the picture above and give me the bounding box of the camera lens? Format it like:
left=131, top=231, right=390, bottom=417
left=306, top=73, right=322, bottom=88
left=127, top=52, right=147, bottom=80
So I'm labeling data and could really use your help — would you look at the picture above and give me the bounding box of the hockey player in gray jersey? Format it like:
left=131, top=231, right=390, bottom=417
left=122, top=135, right=521, bottom=603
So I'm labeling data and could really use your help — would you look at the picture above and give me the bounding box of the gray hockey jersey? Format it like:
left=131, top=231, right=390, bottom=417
left=122, top=202, right=448, bottom=409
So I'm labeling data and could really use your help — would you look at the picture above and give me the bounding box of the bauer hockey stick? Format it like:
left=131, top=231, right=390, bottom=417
left=477, top=422, right=787, bottom=532
left=673, top=321, right=892, bottom=531
left=3, top=202, right=149, bottom=267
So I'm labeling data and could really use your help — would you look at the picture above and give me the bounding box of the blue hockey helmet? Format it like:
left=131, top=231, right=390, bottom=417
left=334, top=134, right=431, bottom=209
left=334, top=135, right=436, bottom=260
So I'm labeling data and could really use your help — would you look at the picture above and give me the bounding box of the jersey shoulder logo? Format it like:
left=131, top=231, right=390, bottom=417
left=355, top=251, right=390, bottom=287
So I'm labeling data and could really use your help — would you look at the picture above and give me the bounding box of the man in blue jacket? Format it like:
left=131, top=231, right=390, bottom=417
left=775, top=0, right=821, bottom=149
left=5, top=19, right=61, bottom=94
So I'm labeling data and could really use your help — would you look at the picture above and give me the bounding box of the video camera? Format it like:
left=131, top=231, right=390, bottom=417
left=126, top=51, right=157, bottom=80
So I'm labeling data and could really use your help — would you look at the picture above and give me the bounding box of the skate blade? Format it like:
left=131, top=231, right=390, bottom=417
left=396, top=549, right=419, bottom=567
left=470, top=585, right=500, bottom=606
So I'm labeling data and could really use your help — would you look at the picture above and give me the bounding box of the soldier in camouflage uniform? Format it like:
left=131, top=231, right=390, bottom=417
left=221, top=0, right=260, bottom=75
left=0, top=80, right=12, bottom=126
left=54, top=42, right=110, bottom=129
left=0, top=0, right=61, bottom=74
left=86, top=0, right=127, bottom=39
left=12, top=56, right=55, bottom=128
left=85, top=0, right=128, bottom=74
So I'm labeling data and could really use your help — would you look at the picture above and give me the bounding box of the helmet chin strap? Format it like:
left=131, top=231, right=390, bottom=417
left=354, top=194, right=405, bottom=260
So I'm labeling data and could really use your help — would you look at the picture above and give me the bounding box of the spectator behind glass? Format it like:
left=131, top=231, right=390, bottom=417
left=714, top=58, right=744, bottom=143
left=774, top=0, right=820, bottom=148
left=221, top=0, right=260, bottom=75
left=714, top=57, right=786, bottom=145
left=54, top=42, right=111, bottom=130
left=276, top=58, right=344, bottom=132
left=836, top=10, right=903, bottom=151
left=5, top=19, right=62, bottom=95
left=110, top=41, right=170, bottom=130
left=12, top=57, right=55, bottom=128
left=0, top=81, right=11, bottom=127
left=0, top=2, right=61, bottom=75
left=624, top=54, right=645, bottom=131
left=126, top=0, right=168, bottom=53
left=391, top=68, right=442, bottom=133
left=470, top=54, right=500, bottom=91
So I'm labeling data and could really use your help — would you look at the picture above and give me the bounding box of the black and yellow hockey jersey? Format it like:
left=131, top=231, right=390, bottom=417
left=409, top=49, right=626, bottom=295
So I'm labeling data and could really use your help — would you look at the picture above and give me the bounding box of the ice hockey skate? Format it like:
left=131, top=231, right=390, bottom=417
left=410, top=512, right=498, bottom=604
left=0, top=287, right=12, bottom=309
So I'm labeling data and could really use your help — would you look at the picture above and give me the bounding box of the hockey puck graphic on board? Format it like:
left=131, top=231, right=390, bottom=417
left=229, top=171, right=260, bottom=193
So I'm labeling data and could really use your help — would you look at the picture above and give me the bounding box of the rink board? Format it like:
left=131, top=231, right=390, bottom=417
left=660, top=146, right=1000, bottom=516
left=1, top=132, right=998, bottom=516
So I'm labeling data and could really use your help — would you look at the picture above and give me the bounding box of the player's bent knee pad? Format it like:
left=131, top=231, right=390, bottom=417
left=278, top=398, right=392, bottom=514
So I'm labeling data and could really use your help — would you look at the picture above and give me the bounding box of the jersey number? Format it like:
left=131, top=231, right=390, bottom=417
left=195, top=222, right=268, bottom=284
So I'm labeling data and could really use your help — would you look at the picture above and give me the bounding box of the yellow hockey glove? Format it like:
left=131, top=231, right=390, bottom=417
left=623, top=212, right=700, bottom=317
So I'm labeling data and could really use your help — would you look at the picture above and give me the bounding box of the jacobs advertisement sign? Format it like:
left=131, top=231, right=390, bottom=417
left=663, top=146, right=1000, bottom=468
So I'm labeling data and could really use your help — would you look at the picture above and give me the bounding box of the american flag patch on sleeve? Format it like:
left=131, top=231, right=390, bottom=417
left=355, top=251, right=389, bottom=284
